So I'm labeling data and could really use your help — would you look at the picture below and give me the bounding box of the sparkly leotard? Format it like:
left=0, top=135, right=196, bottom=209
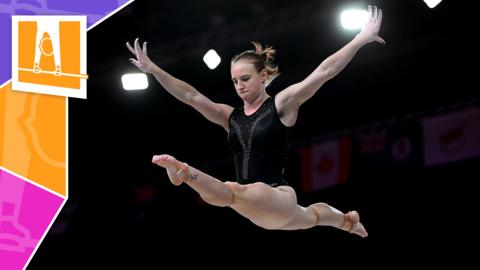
left=228, top=96, right=289, bottom=187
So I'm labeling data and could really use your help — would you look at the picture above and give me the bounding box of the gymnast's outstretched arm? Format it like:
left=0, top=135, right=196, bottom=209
left=275, top=5, right=385, bottom=126
left=126, top=38, right=233, bottom=131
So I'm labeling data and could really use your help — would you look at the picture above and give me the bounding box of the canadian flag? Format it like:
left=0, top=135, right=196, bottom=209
left=422, top=107, right=480, bottom=166
left=299, top=137, right=352, bottom=193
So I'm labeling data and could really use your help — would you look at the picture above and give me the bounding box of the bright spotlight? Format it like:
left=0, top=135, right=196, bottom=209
left=340, top=9, right=369, bottom=30
left=121, top=73, right=148, bottom=91
left=423, top=0, right=442, bottom=9
left=203, top=49, right=221, bottom=70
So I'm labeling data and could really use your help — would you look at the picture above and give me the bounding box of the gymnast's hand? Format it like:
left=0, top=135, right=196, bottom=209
left=126, top=38, right=155, bottom=73
left=357, top=5, right=385, bottom=45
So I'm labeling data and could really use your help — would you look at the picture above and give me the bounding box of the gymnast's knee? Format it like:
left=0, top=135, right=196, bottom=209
left=199, top=181, right=237, bottom=207
left=224, top=181, right=244, bottom=205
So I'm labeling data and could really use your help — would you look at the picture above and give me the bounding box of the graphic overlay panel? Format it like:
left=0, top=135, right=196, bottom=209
left=12, top=16, right=88, bottom=98
left=0, top=0, right=134, bottom=87
left=0, top=1, right=135, bottom=269
left=0, top=83, right=66, bottom=196
left=0, top=169, right=63, bottom=270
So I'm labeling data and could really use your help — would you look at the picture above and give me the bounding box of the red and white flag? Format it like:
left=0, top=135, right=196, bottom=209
left=422, top=107, right=480, bottom=166
left=299, top=137, right=351, bottom=193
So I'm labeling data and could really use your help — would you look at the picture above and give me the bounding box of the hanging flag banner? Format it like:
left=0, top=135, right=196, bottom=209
left=422, top=107, right=480, bottom=166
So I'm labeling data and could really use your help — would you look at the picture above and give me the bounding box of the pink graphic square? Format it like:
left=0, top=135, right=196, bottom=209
left=0, top=169, right=64, bottom=270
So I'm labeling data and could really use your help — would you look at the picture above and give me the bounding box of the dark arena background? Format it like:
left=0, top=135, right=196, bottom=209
left=28, top=0, right=477, bottom=268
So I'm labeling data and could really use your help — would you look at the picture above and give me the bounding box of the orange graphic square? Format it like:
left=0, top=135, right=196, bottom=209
left=18, top=21, right=81, bottom=89
left=0, top=83, right=67, bottom=196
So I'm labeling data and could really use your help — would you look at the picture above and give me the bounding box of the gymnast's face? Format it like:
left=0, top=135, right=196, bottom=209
left=231, top=60, right=267, bottom=100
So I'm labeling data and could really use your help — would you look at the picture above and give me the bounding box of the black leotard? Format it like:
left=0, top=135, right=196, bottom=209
left=228, top=96, right=289, bottom=187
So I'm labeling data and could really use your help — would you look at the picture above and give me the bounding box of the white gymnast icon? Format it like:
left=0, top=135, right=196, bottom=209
left=17, top=17, right=88, bottom=79
left=34, top=18, right=62, bottom=76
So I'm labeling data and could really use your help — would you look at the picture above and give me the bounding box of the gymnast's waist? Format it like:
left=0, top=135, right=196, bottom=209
left=237, top=178, right=289, bottom=187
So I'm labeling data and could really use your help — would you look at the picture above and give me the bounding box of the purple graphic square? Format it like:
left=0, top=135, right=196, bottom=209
left=17, top=0, right=42, bottom=8
left=0, top=169, right=64, bottom=270
left=0, top=0, right=132, bottom=85
left=0, top=13, right=11, bottom=85
left=46, top=0, right=120, bottom=14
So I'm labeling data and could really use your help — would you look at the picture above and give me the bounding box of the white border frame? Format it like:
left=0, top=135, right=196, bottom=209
left=12, top=16, right=87, bottom=99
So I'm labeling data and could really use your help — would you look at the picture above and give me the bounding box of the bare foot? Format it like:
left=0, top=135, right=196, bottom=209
left=341, top=211, right=368, bottom=238
left=152, top=154, right=190, bottom=186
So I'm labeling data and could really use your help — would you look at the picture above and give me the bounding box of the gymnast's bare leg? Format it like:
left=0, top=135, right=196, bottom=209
left=152, top=154, right=367, bottom=237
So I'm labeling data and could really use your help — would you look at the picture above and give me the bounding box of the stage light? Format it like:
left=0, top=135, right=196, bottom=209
left=423, top=0, right=442, bottom=9
left=340, top=9, right=369, bottom=30
left=203, top=49, right=221, bottom=70
left=122, top=73, right=148, bottom=90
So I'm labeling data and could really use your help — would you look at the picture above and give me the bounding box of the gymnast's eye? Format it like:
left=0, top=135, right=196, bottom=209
left=240, top=76, right=250, bottom=82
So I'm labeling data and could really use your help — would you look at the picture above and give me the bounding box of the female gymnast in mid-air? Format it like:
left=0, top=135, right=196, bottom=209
left=127, top=5, right=385, bottom=237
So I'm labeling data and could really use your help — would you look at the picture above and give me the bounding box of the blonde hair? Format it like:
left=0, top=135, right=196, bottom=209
left=231, top=41, right=280, bottom=87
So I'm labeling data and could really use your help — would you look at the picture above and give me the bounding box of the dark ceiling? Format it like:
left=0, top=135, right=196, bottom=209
left=78, top=0, right=470, bottom=166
